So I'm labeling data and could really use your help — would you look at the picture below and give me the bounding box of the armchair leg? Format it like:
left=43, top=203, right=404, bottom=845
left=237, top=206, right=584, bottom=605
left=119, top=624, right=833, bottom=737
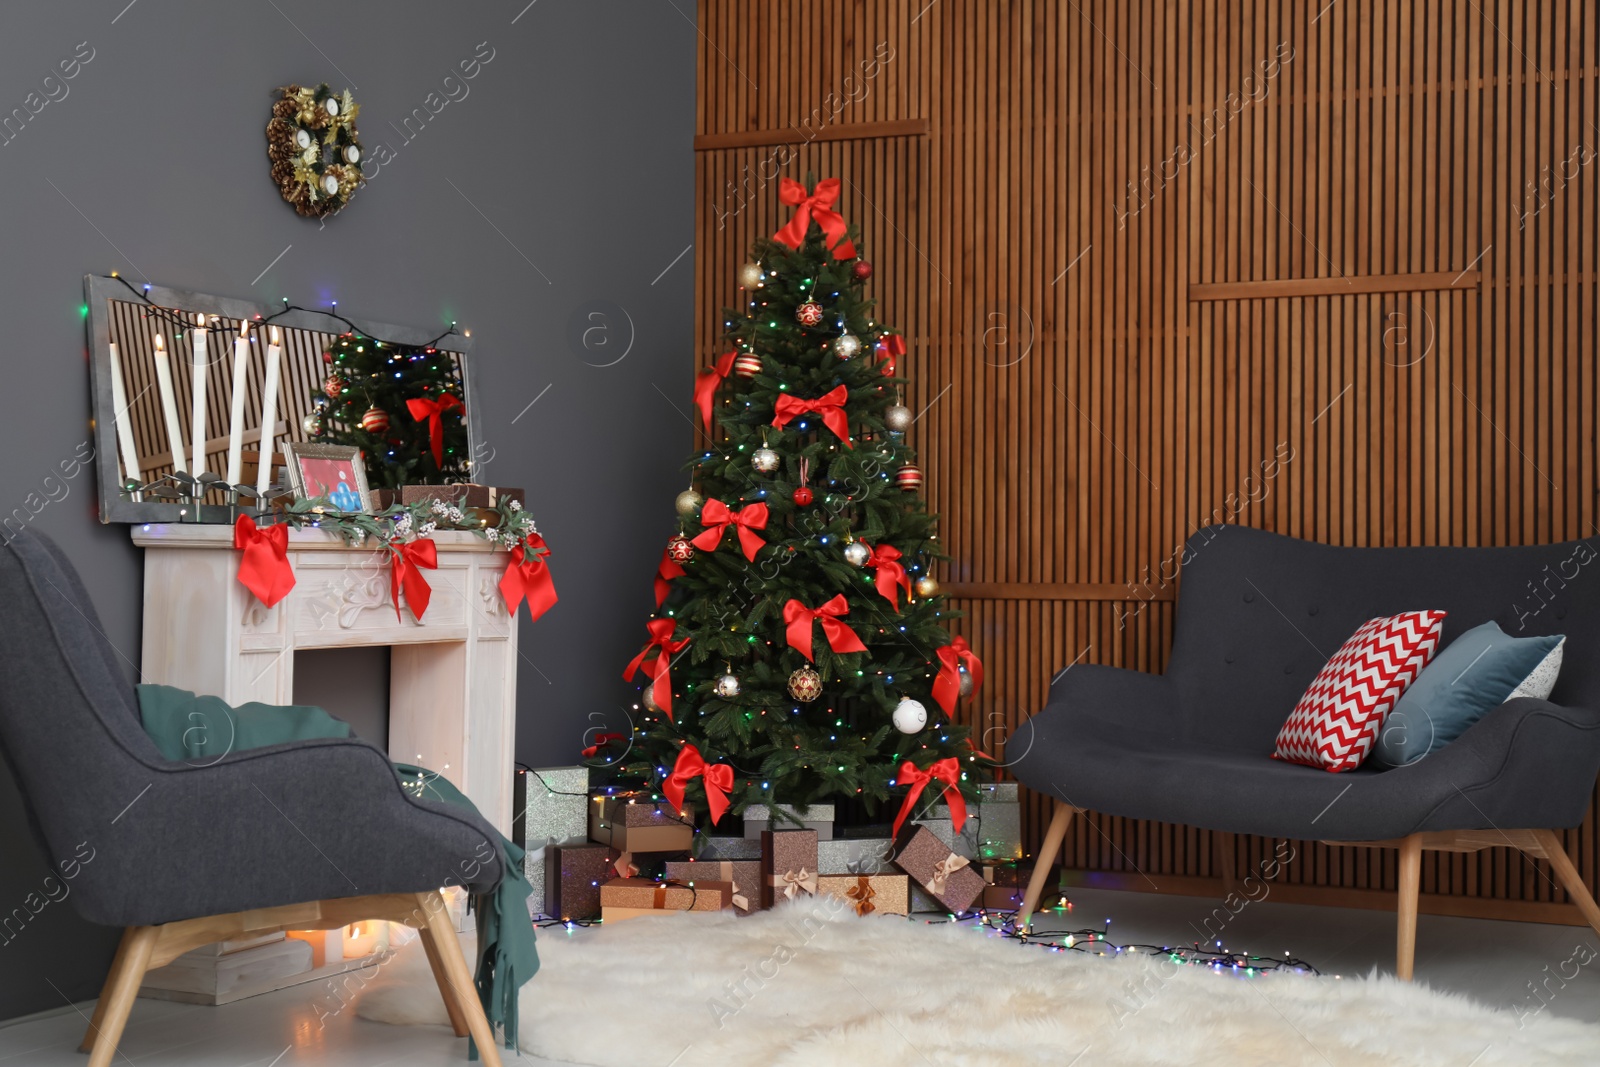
left=419, top=907, right=472, bottom=1037
left=83, top=925, right=159, bottom=1067
left=417, top=892, right=504, bottom=1067
left=1395, top=833, right=1423, bottom=981
left=1531, top=830, right=1600, bottom=939
left=1018, top=800, right=1077, bottom=931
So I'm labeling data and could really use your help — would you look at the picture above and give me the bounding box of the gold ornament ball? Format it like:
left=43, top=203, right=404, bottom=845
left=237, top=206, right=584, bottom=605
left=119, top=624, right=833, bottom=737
left=675, top=489, right=704, bottom=517
left=737, top=262, right=764, bottom=289
left=914, top=575, right=939, bottom=598
left=788, top=666, right=823, bottom=702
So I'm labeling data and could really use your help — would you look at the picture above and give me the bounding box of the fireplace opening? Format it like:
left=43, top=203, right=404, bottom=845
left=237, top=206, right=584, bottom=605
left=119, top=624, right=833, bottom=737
left=293, top=646, right=391, bottom=749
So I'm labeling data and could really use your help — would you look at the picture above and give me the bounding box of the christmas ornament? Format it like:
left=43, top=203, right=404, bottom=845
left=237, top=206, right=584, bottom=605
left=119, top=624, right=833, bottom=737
left=788, top=666, right=823, bottom=702
left=958, top=664, right=975, bottom=697
left=641, top=684, right=662, bottom=713
left=885, top=404, right=913, bottom=432
left=322, top=350, right=334, bottom=363
left=733, top=353, right=763, bottom=378
left=359, top=406, right=389, bottom=433
left=833, top=333, right=862, bottom=359
left=843, top=540, right=871, bottom=567
left=302, top=412, right=324, bottom=435
left=752, top=447, right=780, bottom=473
left=791, top=486, right=814, bottom=506
left=852, top=260, right=873, bottom=282
left=714, top=673, right=741, bottom=699
left=674, top=489, right=704, bottom=517
left=892, top=696, right=928, bottom=734
left=914, top=575, right=939, bottom=598
left=323, top=374, right=345, bottom=399
left=896, top=464, right=924, bottom=491
left=737, top=262, right=764, bottom=289
left=666, top=534, right=695, bottom=564
left=795, top=301, right=824, bottom=327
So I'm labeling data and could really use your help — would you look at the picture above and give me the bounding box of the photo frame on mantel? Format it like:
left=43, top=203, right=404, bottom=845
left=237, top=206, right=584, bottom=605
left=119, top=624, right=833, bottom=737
left=83, top=274, right=480, bottom=524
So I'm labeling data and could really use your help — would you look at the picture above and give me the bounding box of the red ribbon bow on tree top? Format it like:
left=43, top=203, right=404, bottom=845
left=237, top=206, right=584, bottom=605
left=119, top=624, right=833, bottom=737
left=862, top=542, right=911, bottom=608
left=581, top=732, right=626, bottom=759
left=499, top=535, right=558, bottom=623
left=771, top=385, right=853, bottom=448
left=388, top=538, right=438, bottom=621
left=233, top=514, right=295, bottom=607
left=891, top=757, right=968, bottom=839
left=693, top=352, right=738, bottom=435
left=931, top=636, right=984, bottom=715
left=692, top=499, right=769, bottom=562
left=875, top=333, right=905, bottom=377
left=654, top=544, right=687, bottom=607
left=663, top=743, right=734, bottom=825
left=782, top=595, right=868, bottom=662
left=773, top=176, right=857, bottom=260
left=406, top=392, right=463, bottom=468
left=623, top=618, right=689, bottom=719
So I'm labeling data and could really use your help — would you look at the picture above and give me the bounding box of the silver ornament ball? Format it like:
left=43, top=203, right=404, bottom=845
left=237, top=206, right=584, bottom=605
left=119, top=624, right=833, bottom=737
left=885, top=404, right=913, bottom=432
left=843, top=541, right=871, bottom=567
left=833, top=332, right=862, bottom=359
left=302, top=412, right=324, bottom=435
left=751, top=447, right=780, bottom=473
left=714, top=673, right=741, bottom=699
left=958, top=664, right=975, bottom=697
left=737, top=262, right=764, bottom=289
left=640, top=684, right=662, bottom=713
left=892, top=696, right=928, bottom=734
left=675, top=489, right=704, bottom=517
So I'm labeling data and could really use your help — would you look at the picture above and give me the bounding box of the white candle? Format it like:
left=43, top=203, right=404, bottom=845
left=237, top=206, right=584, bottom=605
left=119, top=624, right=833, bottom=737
left=256, top=326, right=284, bottom=494
left=225, top=321, right=252, bottom=485
left=189, top=313, right=209, bottom=477
left=106, top=342, right=143, bottom=486
left=151, top=334, right=188, bottom=473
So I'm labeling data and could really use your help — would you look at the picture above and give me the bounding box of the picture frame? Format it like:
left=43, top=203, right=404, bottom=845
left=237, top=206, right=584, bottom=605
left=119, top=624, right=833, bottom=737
left=283, top=442, right=372, bottom=513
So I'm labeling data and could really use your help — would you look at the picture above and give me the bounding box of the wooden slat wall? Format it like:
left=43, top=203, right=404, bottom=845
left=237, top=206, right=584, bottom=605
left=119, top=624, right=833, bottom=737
left=696, top=1, right=1600, bottom=922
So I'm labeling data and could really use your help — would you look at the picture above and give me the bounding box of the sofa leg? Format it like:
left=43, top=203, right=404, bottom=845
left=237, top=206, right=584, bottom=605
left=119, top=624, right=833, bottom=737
left=1531, top=829, right=1600, bottom=939
left=1018, top=801, right=1076, bottom=931
left=1395, top=833, right=1423, bottom=981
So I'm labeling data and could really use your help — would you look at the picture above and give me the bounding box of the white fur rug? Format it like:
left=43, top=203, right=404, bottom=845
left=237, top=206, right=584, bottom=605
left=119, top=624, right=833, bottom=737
left=356, top=901, right=1600, bottom=1066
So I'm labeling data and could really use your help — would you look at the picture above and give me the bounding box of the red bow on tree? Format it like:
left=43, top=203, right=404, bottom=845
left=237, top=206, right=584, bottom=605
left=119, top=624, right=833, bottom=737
left=499, top=535, right=557, bottom=623
left=875, top=334, right=906, bottom=377
left=891, top=757, right=968, bottom=838
left=772, top=176, right=857, bottom=260
left=771, top=385, right=852, bottom=448
left=405, top=392, right=463, bottom=468
left=863, top=542, right=911, bottom=608
left=233, top=514, right=295, bottom=607
left=663, top=743, right=734, bottom=825
left=692, top=499, right=769, bottom=562
left=782, top=595, right=868, bottom=662
left=932, top=636, right=984, bottom=715
left=388, top=538, right=438, bottom=621
left=693, top=352, right=737, bottom=435
left=654, top=544, right=686, bottom=607
left=622, top=618, right=689, bottom=719
left=581, top=732, right=626, bottom=759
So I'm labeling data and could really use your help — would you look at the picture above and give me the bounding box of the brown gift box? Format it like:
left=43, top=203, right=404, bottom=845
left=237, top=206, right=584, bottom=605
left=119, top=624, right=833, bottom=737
left=980, top=861, right=1038, bottom=888
left=544, top=842, right=618, bottom=920
left=892, top=824, right=986, bottom=914
left=816, top=873, right=911, bottom=917
left=663, top=859, right=761, bottom=914
left=599, top=877, right=730, bottom=922
left=589, top=794, right=694, bottom=853
left=980, top=883, right=1026, bottom=910
left=760, top=829, right=819, bottom=908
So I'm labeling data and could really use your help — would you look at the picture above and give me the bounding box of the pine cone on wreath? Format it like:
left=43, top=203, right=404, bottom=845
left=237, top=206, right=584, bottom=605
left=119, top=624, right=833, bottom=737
left=272, top=98, right=298, bottom=120
left=270, top=159, right=295, bottom=186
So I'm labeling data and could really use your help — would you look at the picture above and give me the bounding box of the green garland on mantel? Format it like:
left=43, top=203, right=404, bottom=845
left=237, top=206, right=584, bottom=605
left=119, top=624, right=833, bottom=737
left=275, top=494, right=546, bottom=561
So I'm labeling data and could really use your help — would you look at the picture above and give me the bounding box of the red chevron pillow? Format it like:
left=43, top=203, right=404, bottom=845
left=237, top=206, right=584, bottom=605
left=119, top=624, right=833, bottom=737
left=1273, top=610, right=1447, bottom=772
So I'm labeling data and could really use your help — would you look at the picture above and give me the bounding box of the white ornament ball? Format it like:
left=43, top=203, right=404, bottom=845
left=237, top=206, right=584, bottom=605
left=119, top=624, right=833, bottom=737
left=892, top=696, right=928, bottom=734
left=714, top=673, right=741, bottom=699
left=674, top=489, right=704, bottom=517
left=752, top=447, right=780, bottom=473
left=843, top=541, right=870, bottom=567
left=833, top=333, right=863, bottom=359
left=737, top=262, right=764, bottom=289
left=885, top=404, right=913, bottom=432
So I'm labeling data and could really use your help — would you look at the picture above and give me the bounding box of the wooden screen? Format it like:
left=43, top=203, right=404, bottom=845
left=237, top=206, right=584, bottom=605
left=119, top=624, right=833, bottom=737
left=695, top=1, right=1600, bottom=924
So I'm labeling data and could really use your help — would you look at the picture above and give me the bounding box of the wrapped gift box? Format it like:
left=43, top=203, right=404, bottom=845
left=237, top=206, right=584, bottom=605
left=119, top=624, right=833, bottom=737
left=760, top=829, right=819, bottom=908
left=589, top=793, right=694, bottom=852
left=544, top=842, right=618, bottom=920
left=975, top=782, right=1023, bottom=861
left=892, top=824, right=986, bottom=914
left=515, top=766, right=590, bottom=916
left=663, top=859, right=760, bottom=914
left=912, top=804, right=979, bottom=859
left=700, top=836, right=762, bottom=861
left=980, top=884, right=1026, bottom=910
left=742, top=803, right=835, bottom=840
left=599, top=877, right=730, bottom=922
left=817, top=837, right=896, bottom=876
left=816, top=873, right=911, bottom=917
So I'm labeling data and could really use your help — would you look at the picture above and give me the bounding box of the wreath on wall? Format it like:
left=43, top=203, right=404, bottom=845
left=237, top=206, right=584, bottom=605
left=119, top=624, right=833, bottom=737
left=266, top=83, right=364, bottom=218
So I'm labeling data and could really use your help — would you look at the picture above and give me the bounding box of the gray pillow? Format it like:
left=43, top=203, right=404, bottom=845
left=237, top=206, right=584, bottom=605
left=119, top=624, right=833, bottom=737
left=1371, top=622, right=1565, bottom=768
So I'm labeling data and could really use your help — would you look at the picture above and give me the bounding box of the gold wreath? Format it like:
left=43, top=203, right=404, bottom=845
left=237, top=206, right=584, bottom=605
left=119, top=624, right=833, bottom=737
left=266, top=83, right=364, bottom=218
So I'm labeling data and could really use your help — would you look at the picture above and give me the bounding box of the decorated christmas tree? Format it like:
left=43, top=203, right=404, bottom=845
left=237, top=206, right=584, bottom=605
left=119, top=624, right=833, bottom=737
left=607, top=175, right=987, bottom=831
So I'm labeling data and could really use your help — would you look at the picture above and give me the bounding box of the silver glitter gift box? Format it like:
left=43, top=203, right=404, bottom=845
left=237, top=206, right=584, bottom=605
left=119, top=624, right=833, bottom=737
left=975, top=782, right=1023, bottom=861
left=741, top=803, right=835, bottom=840
left=514, top=766, right=590, bottom=917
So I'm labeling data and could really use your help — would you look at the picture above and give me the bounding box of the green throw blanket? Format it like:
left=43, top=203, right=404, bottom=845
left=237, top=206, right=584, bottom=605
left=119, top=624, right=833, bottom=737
left=137, top=684, right=537, bottom=1059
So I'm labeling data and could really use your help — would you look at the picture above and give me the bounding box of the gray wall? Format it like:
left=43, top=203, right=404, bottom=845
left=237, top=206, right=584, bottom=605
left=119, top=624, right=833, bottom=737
left=0, top=0, right=694, bottom=1021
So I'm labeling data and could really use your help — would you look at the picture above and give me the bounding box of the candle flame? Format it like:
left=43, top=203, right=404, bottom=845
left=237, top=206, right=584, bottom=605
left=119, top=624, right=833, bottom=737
left=153, top=334, right=164, bottom=351
left=237, top=320, right=250, bottom=339
left=195, top=312, right=205, bottom=326
left=269, top=325, right=281, bottom=344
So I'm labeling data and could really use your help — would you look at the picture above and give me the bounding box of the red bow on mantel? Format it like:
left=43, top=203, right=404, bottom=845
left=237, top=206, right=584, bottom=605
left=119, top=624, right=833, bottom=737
left=891, top=757, right=967, bottom=839
left=654, top=544, right=687, bottom=607
left=389, top=538, right=438, bottom=621
left=663, top=743, right=734, bottom=825
left=771, top=384, right=853, bottom=448
left=875, top=333, right=906, bottom=377
left=863, top=542, right=911, bottom=608
left=693, top=352, right=738, bottom=435
left=499, top=535, right=558, bottom=623
left=233, top=514, right=295, bottom=607
left=773, top=177, right=857, bottom=260
left=405, top=392, right=463, bottom=468
left=692, top=499, right=769, bottom=562
left=932, top=636, right=984, bottom=715
left=623, top=618, right=689, bottom=719
left=782, top=595, right=868, bottom=662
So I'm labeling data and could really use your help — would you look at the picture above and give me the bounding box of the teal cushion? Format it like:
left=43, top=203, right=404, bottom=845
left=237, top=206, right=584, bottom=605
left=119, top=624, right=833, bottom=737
left=1371, top=622, right=1564, bottom=768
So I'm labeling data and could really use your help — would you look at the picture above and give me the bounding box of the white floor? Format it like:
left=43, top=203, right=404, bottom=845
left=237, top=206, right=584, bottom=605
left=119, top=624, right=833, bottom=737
left=2, top=885, right=1594, bottom=1066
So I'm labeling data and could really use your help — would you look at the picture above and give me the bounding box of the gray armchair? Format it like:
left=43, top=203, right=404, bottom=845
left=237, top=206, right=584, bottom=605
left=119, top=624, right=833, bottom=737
left=0, top=530, right=508, bottom=1066
left=1010, top=524, right=1600, bottom=978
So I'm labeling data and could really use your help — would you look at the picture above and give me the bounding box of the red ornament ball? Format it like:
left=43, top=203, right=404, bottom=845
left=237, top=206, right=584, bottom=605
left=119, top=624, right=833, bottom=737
left=852, top=260, right=873, bottom=282
left=792, top=486, right=814, bottom=506
left=788, top=666, right=823, bottom=702
left=732, top=353, right=763, bottom=379
left=322, top=350, right=334, bottom=364
left=323, top=374, right=345, bottom=399
left=666, top=534, right=696, bottom=564
left=360, top=406, right=390, bottom=433
left=896, top=464, right=924, bottom=492
left=795, top=301, right=825, bottom=327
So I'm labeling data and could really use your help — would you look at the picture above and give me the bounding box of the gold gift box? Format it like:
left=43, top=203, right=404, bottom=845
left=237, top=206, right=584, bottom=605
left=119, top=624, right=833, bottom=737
left=816, top=873, right=911, bottom=917
left=599, top=877, right=729, bottom=922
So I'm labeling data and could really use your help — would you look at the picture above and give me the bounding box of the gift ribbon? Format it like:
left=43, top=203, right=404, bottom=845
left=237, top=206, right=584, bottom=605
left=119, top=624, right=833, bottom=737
left=622, top=618, right=689, bottom=719
left=772, top=176, right=857, bottom=260
left=405, top=392, right=463, bottom=468
left=694, top=352, right=738, bottom=434
left=499, top=536, right=557, bottom=623
left=692, top=499, right=769, bottom=562
left=782, top=595, right=868, bottom=662
left=770, top=867, right=818, bottom=900
left=233, top=514, right=295, bottom=607
left=771, top=384, right=852, bottom=448
left=718, top=861, right=750, bottom=911
left=613, top=851, right=638, bottom=878
left=388, top=538, right=437, bottom=621
left=928, top=852, right=971, bottom=895
left=863, top=542, right=911, bottom=608
left=847, top=876, right=877, bottom=916
left=932, top=636, right=985, bottom=715
left=891, top=757, right=968, bottom=838
left=663, top=743, right=734, bottom=825
left=875, top=333, right=906, bottom=377
left=581, top=732, right=626, bottom=759
left=654, top=544, right=686, bottom=607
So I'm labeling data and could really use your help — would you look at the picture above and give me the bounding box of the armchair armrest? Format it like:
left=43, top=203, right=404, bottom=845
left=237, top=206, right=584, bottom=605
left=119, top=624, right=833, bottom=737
left=1046, top=662, right=1179, bottom=733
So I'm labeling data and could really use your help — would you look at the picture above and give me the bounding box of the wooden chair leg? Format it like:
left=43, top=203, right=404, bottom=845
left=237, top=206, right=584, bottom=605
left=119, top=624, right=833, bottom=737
left=1531, top=829, right=1600, bottom=939
left=1215, top=831, right=1240, bottom=898
left=83, top=925, right=159, bottom=1067
left=1018, top=801, right=1077, bottom=931
left=419, top=917, right=472, bottom=1037
left=416, top=892, right=504, bottom=1067
left=1395, top=833, right=1423, bottom=981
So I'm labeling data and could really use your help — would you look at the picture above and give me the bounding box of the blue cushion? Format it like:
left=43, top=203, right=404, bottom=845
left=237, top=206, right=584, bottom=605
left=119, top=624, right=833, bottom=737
left=1371, top=622, right=1564, bottom=768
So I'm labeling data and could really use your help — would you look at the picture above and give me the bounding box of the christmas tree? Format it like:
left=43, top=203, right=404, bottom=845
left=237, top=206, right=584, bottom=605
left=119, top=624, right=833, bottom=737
left=610, top=175, right=987, bottom=830
left=310, top=333, right=469, bottom=489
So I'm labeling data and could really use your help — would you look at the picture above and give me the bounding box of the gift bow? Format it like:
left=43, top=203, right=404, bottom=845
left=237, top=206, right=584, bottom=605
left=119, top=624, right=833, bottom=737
left=717, top=861, right=750, bottom=911
left=388, top=538, right=437, bottom=621
left=499, top=536, right=557, bottom=623
left=694, top=352, right=738, bottom=434
left=928, top=852, right=971, bottom=895
left=863, top=542, right=911, bottom=608
left=654, top=544, right=686, bottom=606
left=581, top=732, right=626, bottom=759
left=692, top=499, right=769, bottom=562
left=405, top=392, right=463, bottom=468
left=233, top=514, right=296, bottom=607
left=875, top=333, right=906, bottom=377
left=771, top=384, right=852, bottom=448
left=771, top=867, right=819, bottom=900
left=773, top=176, right=857, bottom=260
left=663, top=743, right=734, bottom=825
left=891, top=757, right=968, bottom=838
left=622, top=618, right=689, bottom=719
left=782, top=595, right=868, bottom=662
left=846, top=876, right=877, bottom=916
left=932, top=636, right=985, bottom=714
left=613, top=851, right=638, bottom=878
